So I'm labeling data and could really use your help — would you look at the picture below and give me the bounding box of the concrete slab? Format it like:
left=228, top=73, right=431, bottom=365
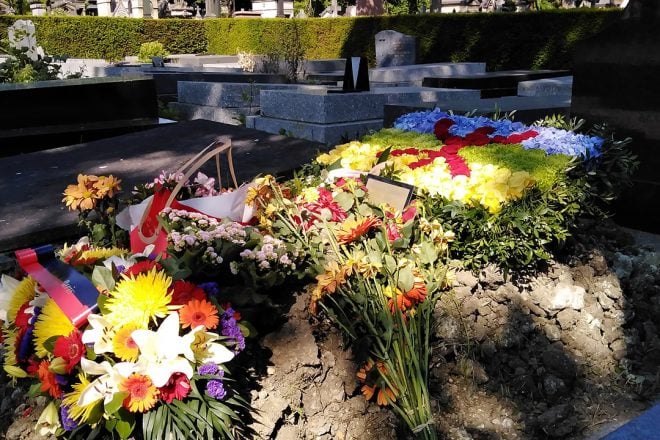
left=177, top=82, right=327, bottom=108
left=249, top=116, right=383, bottom=145
left=0, top=120, right=325, bottom=252
left=169, top=102, right=257, bottom=125
left=518, top=76, right=573, bottom=97
left=260, top=90, right=387, bottom=124
left=369, top=62, right=487, bottom=84
left=371, top=86, right=481, bottom=104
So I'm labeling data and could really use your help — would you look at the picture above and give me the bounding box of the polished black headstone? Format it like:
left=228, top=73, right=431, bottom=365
left=342, top=57, right=370, bottom=93
left=571, top=0, right=660, bottom=232
left=0, top=77, right=160, bottom=156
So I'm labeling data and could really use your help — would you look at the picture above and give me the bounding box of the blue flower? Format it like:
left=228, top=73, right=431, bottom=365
left=221, top=309, right=245, bottom=354
left=393, top=108, right=450, bottom=133
left=199, top=282, right=219, bottom=298
left=393, top=109, right=604, bottom=158
left=521, top=127, right=604, bottom=158
left=198, top=362, right=219, bottom=376
left=206, top=379, right=226, bottom=400
left=60, top=404, right=78, bottom=432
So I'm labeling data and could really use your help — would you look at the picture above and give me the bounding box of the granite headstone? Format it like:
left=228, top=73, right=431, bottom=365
left=571, top=0, right=660, bottom=232
left=375, top=30, right=417, bottom=68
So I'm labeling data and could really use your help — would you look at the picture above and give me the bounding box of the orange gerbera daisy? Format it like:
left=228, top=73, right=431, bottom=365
left=336, top=217, right=382, bottom=244
left=310, top=261, right=350, bottom=315
left=62, top=174, right=100, bottom=211
left=356, top=359, right=397, bottom=406
left=179, top=299, right=219, bottom=330
left=387, top=277, right=428, bottom=313
left=120, top=374, right=159, bottom=413
left=37, top=360, right=62, bottom=399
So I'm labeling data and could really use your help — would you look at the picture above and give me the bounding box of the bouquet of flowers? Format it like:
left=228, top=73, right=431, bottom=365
left=252, top=175, right=452, bottom=439
left=1, top=240, right=250, bottom=439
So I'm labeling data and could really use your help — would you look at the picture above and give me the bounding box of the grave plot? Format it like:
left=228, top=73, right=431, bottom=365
left=1, top=105, right=656, bottom=440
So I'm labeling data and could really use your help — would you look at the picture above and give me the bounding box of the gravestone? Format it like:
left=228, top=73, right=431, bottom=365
left=571, top=0, right=660, bottom=232
left=341, top=57, right=369, bottom=92
left=375, top=30, right=417, bottom=68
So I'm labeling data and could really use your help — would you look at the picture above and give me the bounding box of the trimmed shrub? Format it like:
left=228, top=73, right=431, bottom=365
left=0, top=9, right=621, bottom=69
left=138, top=41, right=169, bottom=63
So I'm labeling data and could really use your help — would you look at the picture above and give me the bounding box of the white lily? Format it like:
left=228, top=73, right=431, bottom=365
left=81, top=314, right=116, bottom=354
left=35, top=401, right=60, bottom=436
left=131, top=312, right=198, bottom=387
left=103, top=254, right=137, bottom=272
left=0, top=274, right=20, bottom=322
left=190, top=329, right=235, bottom=365
left=78, top=358, right=136, bottom=407
left=202, top=342, right=236, bottom=365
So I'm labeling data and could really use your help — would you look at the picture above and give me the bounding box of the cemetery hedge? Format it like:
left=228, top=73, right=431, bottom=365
left=0, top=9, right=620, bottom=69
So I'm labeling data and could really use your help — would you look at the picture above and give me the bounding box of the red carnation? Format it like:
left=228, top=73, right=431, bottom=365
left=124, top=260, right=162, bottom=277
left=53, top=329, right=84, bottom=373
left=386, top=223, right=402, bottom=242
left=170, top=280, right=207, bottom=306
left=402, top=204, right=417, bottom=223
left=158, top=372, right=191, bottom=403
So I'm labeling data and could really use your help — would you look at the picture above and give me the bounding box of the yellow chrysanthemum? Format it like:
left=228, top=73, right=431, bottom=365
left=112, top=323, right=141, bottom=362
left=105, top=269, right=172, bottom=328
left=78, top=247, right=127, bottom=262
left=3, top=329, right=19, bottom=370
left=33, top=299, right=75, bottom=358
left=63, top=374, right=101, bottom=423
left=7, top=277, right=36, bottom=323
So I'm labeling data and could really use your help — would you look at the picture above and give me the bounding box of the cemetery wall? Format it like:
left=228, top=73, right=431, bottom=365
left=0, top=10, right=620, bottom=70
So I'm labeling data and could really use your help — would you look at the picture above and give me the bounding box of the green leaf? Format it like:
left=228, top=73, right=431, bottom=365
left=397, top=266, right=414, bottom=293
left=92, top=265, right=116, bottom=292
left=419, top=241, right=438, bottom=265
left=377, top=146, right=392, bottom=164
left=327, top=158, right=342, bottom=171
left=104, top=391, right=128, bottom=415
left=96, top=294, right=110, bottom=316
left=42, top=335, right=61, bottom=354
left=239, top=321, right=257, bottom=338
left=334, top=191, right=354, bottom=212
left=357, top=203, right=374, bottom=217
left=27, top=382, right=43, bottom=398
left=384, top=255, right=397, bottom=274
left=116, top=415, right=135, bottom=440
left=91, top=223, right=108, bottom=246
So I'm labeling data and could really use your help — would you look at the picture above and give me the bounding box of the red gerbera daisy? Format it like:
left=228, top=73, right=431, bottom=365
left=53, top=329, right=84, bottom=373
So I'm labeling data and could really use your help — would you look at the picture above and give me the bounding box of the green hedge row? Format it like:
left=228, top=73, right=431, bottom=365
left=0, top=9, right=621, bottom=69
